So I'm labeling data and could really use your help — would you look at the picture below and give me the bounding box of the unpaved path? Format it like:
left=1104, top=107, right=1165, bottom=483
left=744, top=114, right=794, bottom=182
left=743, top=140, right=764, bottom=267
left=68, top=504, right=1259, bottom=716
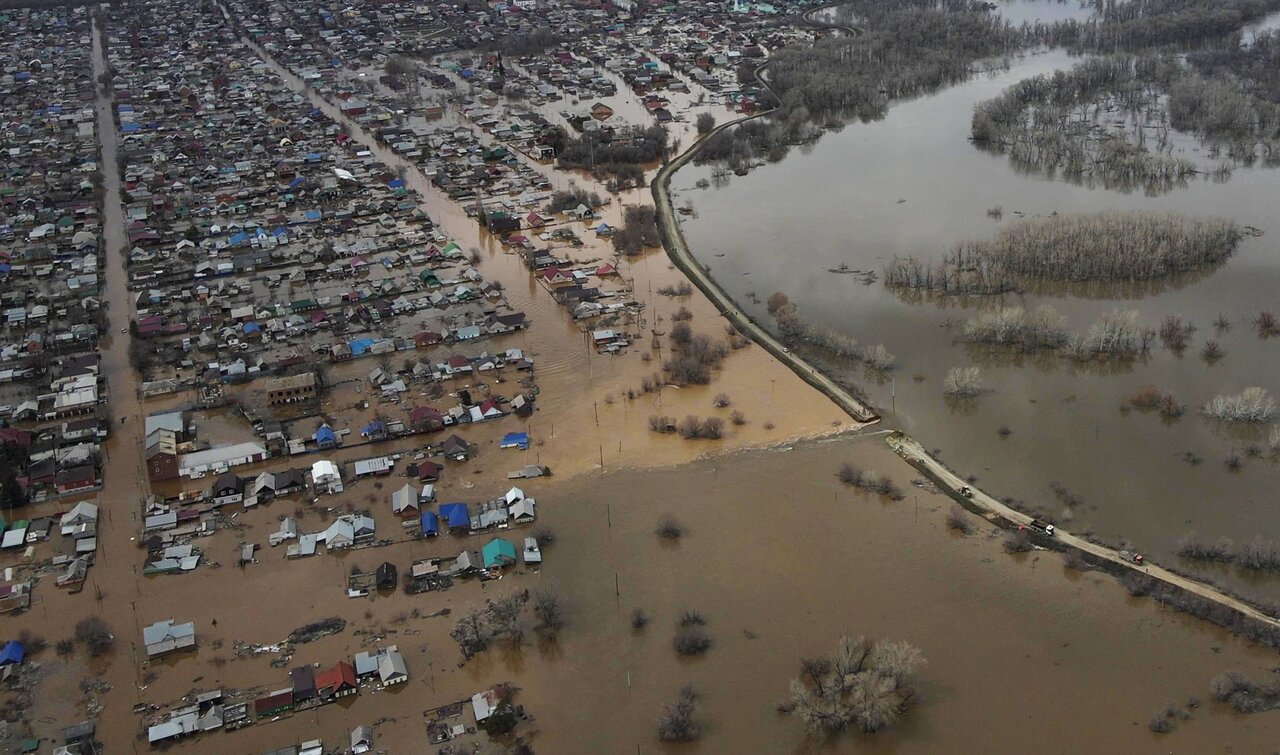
left=889, top=432, right=1280, bottom=635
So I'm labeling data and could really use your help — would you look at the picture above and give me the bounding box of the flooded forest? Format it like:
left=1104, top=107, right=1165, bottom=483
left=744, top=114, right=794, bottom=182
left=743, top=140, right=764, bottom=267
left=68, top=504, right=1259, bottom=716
left=678, top=0, right=1280, bottom=609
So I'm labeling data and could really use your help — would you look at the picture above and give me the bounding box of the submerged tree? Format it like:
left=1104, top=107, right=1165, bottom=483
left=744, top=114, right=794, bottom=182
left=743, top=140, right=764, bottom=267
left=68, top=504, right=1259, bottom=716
left=784, top=635, right=925, bottom=736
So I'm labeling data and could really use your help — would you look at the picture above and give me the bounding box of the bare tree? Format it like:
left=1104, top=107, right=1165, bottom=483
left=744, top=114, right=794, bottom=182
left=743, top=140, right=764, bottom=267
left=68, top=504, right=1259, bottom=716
left=784, top=634, right=924, bottom=736
left=657, top=685, right=701, bottom=741
left=74, top=617, right=115, bottom=657
left=943, top=367, right=983, bottom=397
left=532, top=584, right=565, bottom=641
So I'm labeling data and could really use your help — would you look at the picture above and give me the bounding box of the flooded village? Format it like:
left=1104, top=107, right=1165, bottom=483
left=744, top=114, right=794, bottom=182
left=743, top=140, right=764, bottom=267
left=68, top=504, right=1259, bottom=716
left=1, top=0, right=1280, bottom=752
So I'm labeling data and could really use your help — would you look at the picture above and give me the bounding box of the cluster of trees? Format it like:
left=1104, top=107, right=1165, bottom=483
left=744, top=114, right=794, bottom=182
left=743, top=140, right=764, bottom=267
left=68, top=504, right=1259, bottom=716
left=886, top=212, right=1242, bottom=294
left=694, top=111, right=821, bottom=172
left=1178, top=532, right=1280, bottom=570
left=971, top=55, right=1208, bottom=193
left=1128, top=385, right=1185, bottom=417
left=767, top=293, right=895, bottom=369
left=673, top=610, right=711, bottom=656
left=1190, top=29, right=1280, bottom=102
left=961, top=306, right=1069, bottom=351
left=650, top=414, right=725, bottom=439
left=837, top=463, right=905, bottom=500
left=0, top=444, right=28, bottom=510
left=783, top=634, right=925, bottom=736
left=1120, top=569, right=1280, bottom=648
left=1032, top=0, right=1280, bottom=52
left=664, top=324, right=728, bottom=385
left=767, top=0, right=1022, bottom=122
left=556, top=125, right=670, bottom=187
left=547, top=187, right=602, bottom=212
left=1201, top=386, right=1276, bottom=422
left=612, top=205, right=661, bottom=256
left=1168, top=75, right=1280, bottom=160
left=1211, top=669, right=1280, bottom=713
left=452, top=591, right=568, bottom=657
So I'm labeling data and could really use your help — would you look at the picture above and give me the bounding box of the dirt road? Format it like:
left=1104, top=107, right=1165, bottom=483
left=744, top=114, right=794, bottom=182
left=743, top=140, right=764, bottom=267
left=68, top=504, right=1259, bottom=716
left=651, top=123, right=880, bottom=426
left=888, top=431, right=1280, bottom=637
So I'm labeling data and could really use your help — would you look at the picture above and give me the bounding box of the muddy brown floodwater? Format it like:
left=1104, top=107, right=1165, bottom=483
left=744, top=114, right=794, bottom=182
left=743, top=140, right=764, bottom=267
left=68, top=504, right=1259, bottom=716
left=140, top=434, right=1280, bottom=752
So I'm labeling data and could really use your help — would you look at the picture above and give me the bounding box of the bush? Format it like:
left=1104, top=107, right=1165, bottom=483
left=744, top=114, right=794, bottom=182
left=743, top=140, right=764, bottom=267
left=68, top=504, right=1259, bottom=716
left=943, top=367, right=983, bottom=397
left=74, top=617, right=114, bottom=657
left=656, top=515, right=684, bottom=539
left=673, top=626, right=712, bottom=656
left=712, top=392, right=731, bottom=408
left=657, top=685, right=700, bottom=741
left=1176, top=532, right=1233, bottom=562
left=1003, top=530, right=1033, bottom=554
left=1159, top=315, right=1195, bottom=350
left=631, top=609, right=649, bottom=630
left=1208, top=670, right=1280, bottom=713
left=837, top=463, right=904, bottom=500
left=1256, top=311, right=1280, bottom=337
left=730, top=409, right=746, bottom=426
left=1201, top=339, right=1224, bottom=362
left=672, top=306, right=693, bottom=322
left=657, top=281, right=693, bottom=297
left=945, top=506, right=973, bottom=534
left=695, top=112, right=716, bottom=135
left=1202, top=387, right=1275, bottom=422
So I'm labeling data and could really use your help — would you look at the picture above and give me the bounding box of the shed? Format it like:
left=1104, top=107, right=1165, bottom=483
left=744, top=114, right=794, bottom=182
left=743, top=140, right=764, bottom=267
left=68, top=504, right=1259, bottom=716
left=420, top=511, right=439, bottom=537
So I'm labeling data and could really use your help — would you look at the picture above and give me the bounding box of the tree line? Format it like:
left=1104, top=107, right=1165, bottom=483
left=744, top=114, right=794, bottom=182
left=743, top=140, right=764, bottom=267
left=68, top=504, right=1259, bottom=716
left=885, top=211, right=1242, bottom=294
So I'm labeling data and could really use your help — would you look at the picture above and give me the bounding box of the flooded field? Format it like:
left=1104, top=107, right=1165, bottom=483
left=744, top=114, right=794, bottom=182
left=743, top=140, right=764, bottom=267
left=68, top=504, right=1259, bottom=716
left=675, top=42, right=1280, bottom=603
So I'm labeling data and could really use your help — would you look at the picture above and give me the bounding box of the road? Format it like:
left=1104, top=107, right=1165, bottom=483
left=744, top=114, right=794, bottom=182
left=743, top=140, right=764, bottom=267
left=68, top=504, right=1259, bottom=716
left=88, top=16, right=150, bottom=748
left=650, top=119, right=880, bottom=426
left=888, top=432, right=1280, bottom=636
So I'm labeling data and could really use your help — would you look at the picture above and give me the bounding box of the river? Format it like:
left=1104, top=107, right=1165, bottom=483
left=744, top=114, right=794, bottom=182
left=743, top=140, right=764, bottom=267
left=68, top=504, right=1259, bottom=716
left=676, top=36, right=1280, bottom=605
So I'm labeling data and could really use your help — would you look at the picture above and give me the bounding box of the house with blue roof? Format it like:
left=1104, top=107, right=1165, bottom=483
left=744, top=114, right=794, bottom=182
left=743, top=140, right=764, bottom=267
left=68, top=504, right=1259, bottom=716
left=420, top=511, right=439, bottom=537
left=439, top=502, right=470, bottom=530
left=314, top=424, right=337, bottom=449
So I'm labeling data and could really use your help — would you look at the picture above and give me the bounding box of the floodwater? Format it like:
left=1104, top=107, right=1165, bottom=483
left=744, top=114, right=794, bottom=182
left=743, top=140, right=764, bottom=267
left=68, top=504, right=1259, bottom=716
left=991, top=0, right=1097, bottom=26
left=152, top=435, right=1280, bottom=752
left=676, top=44, right=1280, bottom=602
left=237, top=28, right=854, bottom=484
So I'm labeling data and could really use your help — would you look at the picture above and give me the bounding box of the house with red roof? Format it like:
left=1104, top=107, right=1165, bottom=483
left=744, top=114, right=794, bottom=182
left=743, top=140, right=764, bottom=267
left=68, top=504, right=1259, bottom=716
left=315, top=661, right=358, bottom=700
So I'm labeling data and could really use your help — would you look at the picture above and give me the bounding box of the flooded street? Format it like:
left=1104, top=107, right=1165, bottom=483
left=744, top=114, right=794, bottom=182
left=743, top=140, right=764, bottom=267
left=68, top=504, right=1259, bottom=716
left=678, top=44, right=1280, bottom=603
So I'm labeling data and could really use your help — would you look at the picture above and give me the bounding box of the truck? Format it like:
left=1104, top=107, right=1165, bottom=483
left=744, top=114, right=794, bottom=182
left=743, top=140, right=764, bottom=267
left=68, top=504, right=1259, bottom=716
left=1023, top=519, right=1055, bottom=537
